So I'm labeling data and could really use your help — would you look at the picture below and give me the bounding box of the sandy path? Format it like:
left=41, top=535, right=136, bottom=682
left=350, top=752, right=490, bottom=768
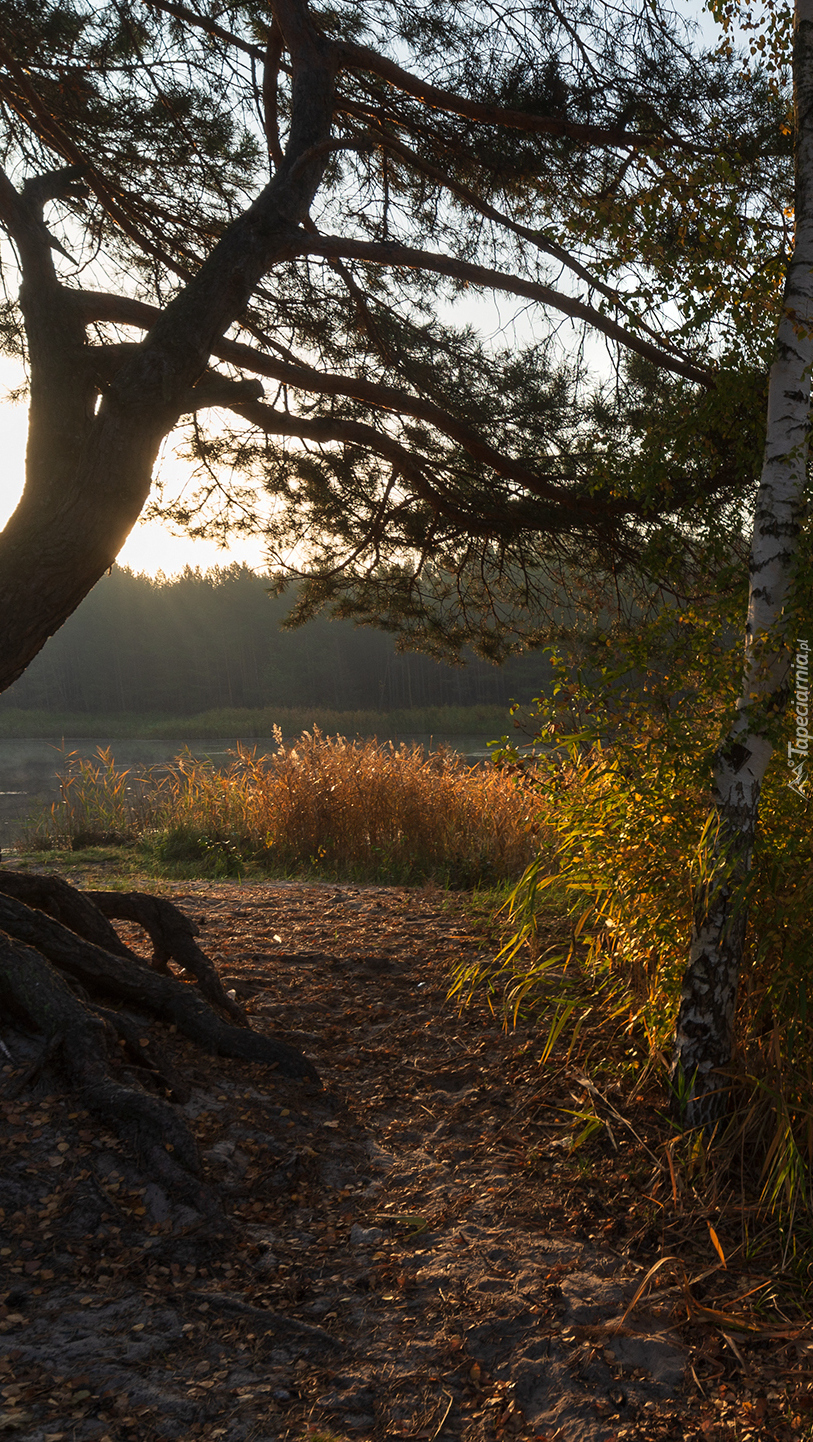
left=0, top=879, right=787, bottom=1441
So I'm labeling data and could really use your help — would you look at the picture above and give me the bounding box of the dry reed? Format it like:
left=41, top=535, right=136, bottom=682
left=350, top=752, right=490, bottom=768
left=22, top=731, right=542, bottom=886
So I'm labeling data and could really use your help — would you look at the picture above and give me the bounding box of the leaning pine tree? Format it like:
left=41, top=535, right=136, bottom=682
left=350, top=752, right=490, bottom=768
left=0, top=0, right=791, bottom=1175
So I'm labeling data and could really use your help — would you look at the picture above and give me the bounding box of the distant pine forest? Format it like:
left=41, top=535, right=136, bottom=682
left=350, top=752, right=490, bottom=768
left=0, top=565, right=551, bottom=734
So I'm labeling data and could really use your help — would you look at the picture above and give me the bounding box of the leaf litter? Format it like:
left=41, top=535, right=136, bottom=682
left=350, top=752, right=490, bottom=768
left=0, top=874, right=811, bottom=1441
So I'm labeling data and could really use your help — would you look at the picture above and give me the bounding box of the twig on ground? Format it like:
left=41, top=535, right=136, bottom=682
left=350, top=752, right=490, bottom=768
left=431, top=1391, right=454, bottom=1441
left=184, top=1290, right=344, bottom=1348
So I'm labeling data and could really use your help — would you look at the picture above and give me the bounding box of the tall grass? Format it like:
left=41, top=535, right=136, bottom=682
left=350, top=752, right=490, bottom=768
left=21, top=731, right=541, bottom=887
left=455, top=677, right=813, bottom=1245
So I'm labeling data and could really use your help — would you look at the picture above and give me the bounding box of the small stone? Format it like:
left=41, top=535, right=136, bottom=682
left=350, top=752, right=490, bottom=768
left=349, top=1224, right=384, bottom=1246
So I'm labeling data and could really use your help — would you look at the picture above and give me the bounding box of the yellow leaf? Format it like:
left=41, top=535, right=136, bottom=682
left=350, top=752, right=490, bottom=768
left=708, top=1222, right=727, bottom=1269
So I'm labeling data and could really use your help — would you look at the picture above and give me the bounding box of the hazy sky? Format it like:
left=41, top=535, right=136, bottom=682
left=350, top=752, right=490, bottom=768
left=0, top=356, right=268, bottom=576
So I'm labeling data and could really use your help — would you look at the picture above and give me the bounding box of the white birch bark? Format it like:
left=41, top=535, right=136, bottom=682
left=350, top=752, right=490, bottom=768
left=671, top=0, right=813, bottom=1125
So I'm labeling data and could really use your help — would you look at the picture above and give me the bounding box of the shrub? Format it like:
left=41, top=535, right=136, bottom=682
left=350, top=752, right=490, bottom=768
left=454, top=601, right=813, bottom=1226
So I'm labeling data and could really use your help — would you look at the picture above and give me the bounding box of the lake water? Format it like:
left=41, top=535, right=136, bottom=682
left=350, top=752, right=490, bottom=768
left=0, top=734, right=501, bottom=850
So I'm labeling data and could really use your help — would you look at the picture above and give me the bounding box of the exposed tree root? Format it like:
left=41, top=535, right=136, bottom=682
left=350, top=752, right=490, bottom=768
left=5, top=1025, right=64, bottom=1098
left=0, top=872, right=245, bottom=1022
left=0, top=931, right=207, bottom=1204
left=0, top=871, right=320, bottom=1194
left=92, top=1001, right=192, bottom=1104
left=0, top=888, right=317, bottom=1078
left=84, top=888, right=247, bottom=1022
left=0, top=870, right=141, bottom=961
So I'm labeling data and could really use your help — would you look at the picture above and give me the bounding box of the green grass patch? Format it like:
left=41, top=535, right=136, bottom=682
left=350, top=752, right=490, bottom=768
left=0, top=702, right=517, bottom=740
left=9, top=843, right=167, bottom=890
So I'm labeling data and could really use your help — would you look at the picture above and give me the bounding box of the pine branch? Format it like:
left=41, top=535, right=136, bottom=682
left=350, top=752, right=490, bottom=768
left=298, top=233, right=713, bottom=384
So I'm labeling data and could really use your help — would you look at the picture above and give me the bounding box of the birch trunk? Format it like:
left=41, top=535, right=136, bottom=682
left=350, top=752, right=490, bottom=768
left=670, top=0, right=813, bottom=1126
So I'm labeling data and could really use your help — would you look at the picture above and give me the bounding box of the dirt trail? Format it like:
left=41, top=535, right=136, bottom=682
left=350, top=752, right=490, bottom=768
left=0, top=879, right=792, bottom=1441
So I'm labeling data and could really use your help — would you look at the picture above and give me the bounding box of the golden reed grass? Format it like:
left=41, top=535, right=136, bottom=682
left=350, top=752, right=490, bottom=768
left=24, top=731, right=542, bottom=886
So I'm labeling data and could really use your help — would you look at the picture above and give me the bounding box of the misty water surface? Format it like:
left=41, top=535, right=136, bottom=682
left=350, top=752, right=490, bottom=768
left=0, top=734, right=496, bottom=850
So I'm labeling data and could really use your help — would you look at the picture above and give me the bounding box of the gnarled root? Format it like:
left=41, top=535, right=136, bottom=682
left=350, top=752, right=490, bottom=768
left=0, top=872, right=245, bottom=1023
left=0, top=871, right=320, bottom=1192
left=0, top=870, right=142, bottom=961
left=85, top=888, right=247, bottom=1022
left=0, top=932, right=207, bottom=1204
left=0, top=889, right=318, bottom=1079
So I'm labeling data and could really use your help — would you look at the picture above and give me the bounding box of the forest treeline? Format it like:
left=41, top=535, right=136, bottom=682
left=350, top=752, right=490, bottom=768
left=0, top=565, right=551, bottom=719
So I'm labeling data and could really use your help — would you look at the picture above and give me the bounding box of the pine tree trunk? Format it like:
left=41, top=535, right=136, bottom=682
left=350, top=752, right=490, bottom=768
left=671, top=0, right=813, bottom=1126
left=0, top=3, right=336, bottom=695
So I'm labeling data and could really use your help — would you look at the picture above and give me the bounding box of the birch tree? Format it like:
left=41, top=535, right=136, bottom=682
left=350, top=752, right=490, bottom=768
left=671, top=0, right=813, bottom=1125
